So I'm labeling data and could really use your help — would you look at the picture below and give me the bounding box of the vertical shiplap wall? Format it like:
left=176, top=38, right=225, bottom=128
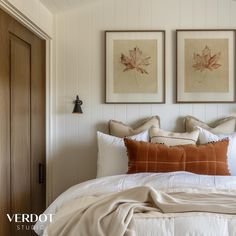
left=52, top=0, right=236, bottom=200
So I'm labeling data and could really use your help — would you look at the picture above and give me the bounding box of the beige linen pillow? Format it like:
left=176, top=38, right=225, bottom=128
left=185, top=116, right=236, bottom=134
left=150, top=127, right=199, bottom=146
left=109, top=116, right=160, bottom=138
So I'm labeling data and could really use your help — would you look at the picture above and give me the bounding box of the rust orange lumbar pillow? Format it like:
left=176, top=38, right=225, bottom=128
left=124, top=138, right=230, bottom=176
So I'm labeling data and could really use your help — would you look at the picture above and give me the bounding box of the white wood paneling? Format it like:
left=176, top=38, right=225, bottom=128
left=52, top=0, right=236, bottom=200
left=192, top=0, right=206, bottom=27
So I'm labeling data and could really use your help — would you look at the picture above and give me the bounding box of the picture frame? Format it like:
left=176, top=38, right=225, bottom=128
left=176, top=29, right=236, bottom=103
left=105, top=30, right=165, bottom=104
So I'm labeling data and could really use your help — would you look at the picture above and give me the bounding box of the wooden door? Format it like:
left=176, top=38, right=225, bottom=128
left=0, top=8, right=46, bottom=236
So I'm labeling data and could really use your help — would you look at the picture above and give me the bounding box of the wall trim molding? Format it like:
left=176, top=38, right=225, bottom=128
left=0, top=0, right=51, bottom=39
left=0, top=0, right=53, bottom=206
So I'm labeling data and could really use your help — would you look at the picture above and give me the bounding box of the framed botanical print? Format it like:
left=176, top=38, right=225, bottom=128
left=105, top=30, right=165, bottom=103
left=176, top=29, right=236, bottom=103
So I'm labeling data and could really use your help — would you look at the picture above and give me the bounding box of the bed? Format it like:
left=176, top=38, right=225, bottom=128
left=34, top=172, right=236, bottom=236
left=34, top=116, right=236, bottom=236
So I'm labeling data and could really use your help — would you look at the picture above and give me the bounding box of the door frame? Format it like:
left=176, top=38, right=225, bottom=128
left=0, top=1, right=53, bottom=206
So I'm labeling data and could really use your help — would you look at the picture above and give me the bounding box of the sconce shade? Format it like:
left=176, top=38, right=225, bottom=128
left=73, top=95, right=83, bottom=114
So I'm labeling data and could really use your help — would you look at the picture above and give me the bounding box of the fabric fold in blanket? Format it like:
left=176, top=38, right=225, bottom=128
left=46, top=186, right=236, bottom=236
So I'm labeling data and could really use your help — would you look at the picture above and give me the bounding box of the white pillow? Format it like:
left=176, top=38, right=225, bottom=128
left=96, top=130, right=149, bottom=178
left=197, top=127, right=236, bottom=175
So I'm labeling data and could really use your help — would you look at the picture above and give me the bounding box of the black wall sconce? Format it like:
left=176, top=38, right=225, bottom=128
left=72, top=95, right=83, bottom=114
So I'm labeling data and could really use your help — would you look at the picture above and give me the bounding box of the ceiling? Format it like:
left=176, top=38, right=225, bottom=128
left=40, top=0, right=97, bottom=14
left=41, top=0, right=236, bottom=14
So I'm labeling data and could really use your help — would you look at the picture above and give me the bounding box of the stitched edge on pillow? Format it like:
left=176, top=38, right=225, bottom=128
left=151, top=135, right=197, bottom=142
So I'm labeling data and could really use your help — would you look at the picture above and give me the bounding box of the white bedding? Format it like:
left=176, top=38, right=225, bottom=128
left=35, top=171, right=236, bottom=236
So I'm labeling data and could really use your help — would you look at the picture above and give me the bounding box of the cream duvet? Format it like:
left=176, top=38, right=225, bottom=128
left=34, top=172, right=236, bottom=236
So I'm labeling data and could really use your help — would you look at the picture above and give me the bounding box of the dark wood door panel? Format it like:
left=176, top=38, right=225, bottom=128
left=0, top=7, right=46, bottom=236
left=31, top=37, right=46, bottom=215
left=0, top=9, right=11, bottom=236
left=10, top=34, right=31, bottom=236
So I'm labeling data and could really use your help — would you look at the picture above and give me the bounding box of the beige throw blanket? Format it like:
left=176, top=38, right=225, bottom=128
left=46, top=186, right=236, bottom=236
